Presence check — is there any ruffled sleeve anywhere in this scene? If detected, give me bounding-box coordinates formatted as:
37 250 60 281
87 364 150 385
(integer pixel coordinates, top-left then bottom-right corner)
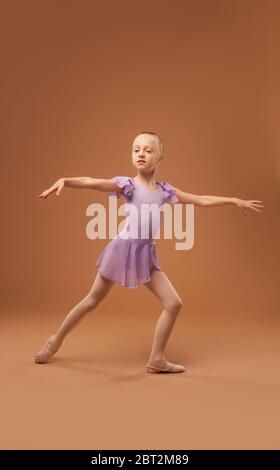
158 181 179 203
109 176 135 199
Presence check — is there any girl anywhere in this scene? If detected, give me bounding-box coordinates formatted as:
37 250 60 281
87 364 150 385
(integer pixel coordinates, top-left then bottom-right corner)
35 131 264 373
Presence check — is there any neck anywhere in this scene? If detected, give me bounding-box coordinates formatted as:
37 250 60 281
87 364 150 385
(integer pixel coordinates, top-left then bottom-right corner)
135 171 157 184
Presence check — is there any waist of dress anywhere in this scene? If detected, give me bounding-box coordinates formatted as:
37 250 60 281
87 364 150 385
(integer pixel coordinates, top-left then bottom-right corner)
115 235 156 246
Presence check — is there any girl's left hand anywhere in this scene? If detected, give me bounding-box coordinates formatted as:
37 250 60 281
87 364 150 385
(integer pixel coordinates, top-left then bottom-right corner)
235 198 264 217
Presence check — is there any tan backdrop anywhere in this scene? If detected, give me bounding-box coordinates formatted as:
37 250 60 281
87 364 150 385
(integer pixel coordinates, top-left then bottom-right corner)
1 0 279 451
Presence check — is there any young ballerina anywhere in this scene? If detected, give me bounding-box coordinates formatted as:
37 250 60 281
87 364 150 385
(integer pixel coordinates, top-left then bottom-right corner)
35 131 264 373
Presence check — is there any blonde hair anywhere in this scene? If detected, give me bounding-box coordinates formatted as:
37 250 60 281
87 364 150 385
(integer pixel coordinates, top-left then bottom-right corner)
135 131 164 156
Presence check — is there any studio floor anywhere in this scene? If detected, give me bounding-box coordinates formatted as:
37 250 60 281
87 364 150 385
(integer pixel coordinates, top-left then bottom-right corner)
1 308 279 450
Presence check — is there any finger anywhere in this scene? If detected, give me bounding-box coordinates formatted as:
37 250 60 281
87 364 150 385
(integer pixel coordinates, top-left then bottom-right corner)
251 200 263 203
250 203 262 209
46 187 56 195
251 206 261 213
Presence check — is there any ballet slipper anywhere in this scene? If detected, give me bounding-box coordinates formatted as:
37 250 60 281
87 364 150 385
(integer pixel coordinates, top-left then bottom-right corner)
146 358 186 374
34 335 62 363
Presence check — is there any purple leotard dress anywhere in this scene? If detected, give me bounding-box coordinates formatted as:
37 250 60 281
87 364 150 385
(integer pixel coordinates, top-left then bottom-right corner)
96 176 179 288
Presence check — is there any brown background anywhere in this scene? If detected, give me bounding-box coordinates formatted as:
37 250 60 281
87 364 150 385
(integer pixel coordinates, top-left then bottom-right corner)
1 0 279 450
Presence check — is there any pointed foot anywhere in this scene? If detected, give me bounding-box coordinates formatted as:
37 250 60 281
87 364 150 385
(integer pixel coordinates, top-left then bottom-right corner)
34 335 62 364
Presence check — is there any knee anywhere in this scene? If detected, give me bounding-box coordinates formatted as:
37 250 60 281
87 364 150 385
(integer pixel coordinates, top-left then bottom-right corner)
85 293 100 309
164 296 183 315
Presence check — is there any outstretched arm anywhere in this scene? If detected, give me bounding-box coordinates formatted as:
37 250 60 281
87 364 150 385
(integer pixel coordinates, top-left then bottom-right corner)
37 177 121 199
173 187 264 217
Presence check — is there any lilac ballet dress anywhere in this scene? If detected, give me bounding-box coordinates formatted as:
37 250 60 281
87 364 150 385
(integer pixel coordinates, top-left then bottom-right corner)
96 176 179 288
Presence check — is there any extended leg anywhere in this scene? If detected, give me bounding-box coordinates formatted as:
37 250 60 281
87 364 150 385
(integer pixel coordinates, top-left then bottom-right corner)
34 272 115 363
143 269 185 373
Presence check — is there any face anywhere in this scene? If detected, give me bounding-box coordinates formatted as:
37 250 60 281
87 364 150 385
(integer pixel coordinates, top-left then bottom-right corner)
132 134 163 173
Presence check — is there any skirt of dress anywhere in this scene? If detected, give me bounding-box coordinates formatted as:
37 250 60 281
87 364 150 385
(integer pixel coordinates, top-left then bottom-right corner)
96 237 163 288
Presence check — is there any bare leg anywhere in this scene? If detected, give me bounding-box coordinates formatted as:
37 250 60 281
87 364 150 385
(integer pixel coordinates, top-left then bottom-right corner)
34 272 115 363
143 269 185 373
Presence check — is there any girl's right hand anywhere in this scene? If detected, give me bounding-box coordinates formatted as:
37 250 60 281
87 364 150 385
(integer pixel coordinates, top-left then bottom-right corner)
37 178 65 199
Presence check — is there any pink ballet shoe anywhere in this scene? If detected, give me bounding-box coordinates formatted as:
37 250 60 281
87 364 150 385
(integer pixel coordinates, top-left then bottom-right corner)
34 335 61 363
146 358 186 374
